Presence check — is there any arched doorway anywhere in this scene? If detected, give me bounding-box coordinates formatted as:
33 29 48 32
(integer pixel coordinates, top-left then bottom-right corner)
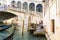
23 2 28 10
36 4 43 12
29 3 35 11
17 1 21 8
11 1 16 7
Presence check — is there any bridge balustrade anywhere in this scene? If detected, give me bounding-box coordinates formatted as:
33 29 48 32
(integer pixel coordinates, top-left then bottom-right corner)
7 6 43 18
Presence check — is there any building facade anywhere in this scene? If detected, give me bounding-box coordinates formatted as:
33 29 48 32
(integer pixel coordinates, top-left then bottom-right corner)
1 0 60 40
43 0 60 40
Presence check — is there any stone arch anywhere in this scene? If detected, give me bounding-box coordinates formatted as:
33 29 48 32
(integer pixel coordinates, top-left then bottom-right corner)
23 2 28 10
17 1 21 8
36 4 43 12
11 1 16 7
29 3 35 11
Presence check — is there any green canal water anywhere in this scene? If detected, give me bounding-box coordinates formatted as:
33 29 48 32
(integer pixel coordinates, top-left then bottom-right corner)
0 26 46 40
0 26 15 40
13 26 46 40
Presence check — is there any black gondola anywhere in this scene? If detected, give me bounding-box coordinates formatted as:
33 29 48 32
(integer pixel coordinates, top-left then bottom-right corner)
0 25 12 31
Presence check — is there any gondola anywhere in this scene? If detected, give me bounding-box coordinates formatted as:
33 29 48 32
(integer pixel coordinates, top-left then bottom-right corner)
0 25 12 31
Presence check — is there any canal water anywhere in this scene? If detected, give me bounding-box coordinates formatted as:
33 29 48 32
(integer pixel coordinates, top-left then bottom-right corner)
0 11 46 40
13 26 46 40
12 16 47 40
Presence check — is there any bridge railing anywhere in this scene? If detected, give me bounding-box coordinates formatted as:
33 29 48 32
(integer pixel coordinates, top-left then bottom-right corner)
7 6 43 17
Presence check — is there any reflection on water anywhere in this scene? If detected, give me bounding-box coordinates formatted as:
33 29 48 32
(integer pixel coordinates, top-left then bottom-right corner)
0 13 46 40
13 26 46 40
0 24 46 40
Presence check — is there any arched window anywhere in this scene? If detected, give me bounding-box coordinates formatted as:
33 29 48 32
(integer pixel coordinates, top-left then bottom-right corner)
11 1 16 7
36 4 43 12
17 1 21 8
23 2 28 10
29 3 35 11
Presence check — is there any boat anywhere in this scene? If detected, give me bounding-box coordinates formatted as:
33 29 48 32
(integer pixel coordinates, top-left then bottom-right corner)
34 24 46 35
0 21 16 40
29 21 46 35
33 21 46 35
0 25 12 31
28 23 46 35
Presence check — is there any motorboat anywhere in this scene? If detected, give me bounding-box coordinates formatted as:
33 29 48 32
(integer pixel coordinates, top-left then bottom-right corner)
34 24 46 35
28 22 46 35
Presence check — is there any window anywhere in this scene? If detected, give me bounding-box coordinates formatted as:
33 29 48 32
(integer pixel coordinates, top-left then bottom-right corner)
51 19 55 33
17 1 21 8
23 2 28 10
29 3 35 11
11 1 16 7
36 4 43 12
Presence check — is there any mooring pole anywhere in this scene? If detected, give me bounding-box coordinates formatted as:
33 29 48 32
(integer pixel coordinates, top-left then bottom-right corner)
22 20 24 37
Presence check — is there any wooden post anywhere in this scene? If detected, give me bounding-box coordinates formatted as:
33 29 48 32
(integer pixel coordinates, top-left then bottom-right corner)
28 15 31 31
22 20 24 36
